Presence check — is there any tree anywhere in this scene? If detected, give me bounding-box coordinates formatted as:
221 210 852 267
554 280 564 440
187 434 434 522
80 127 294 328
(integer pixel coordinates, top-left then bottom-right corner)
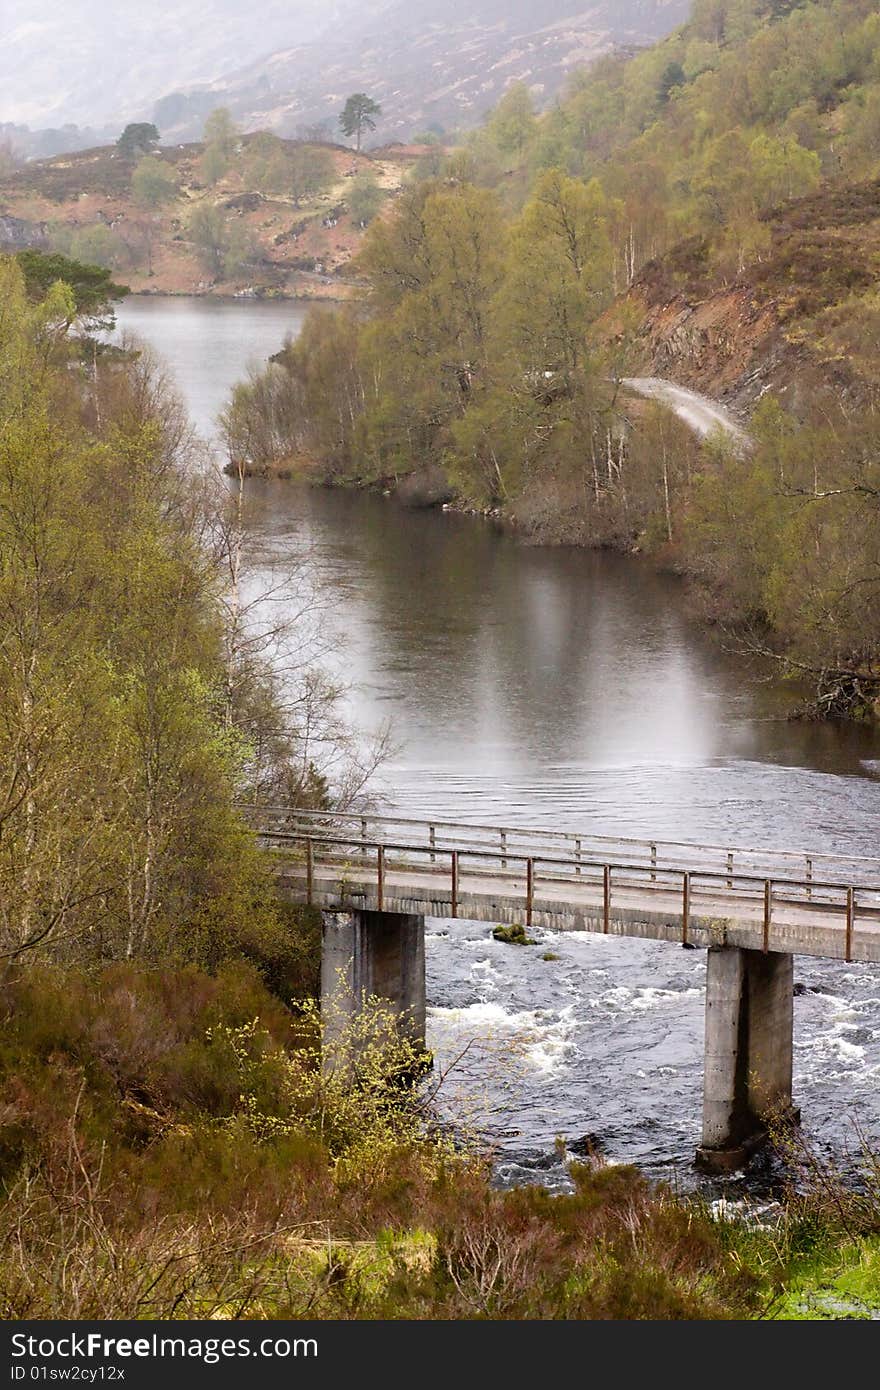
339 94 382 153
353 182 507 484
131 155 179 208
187 204 228 276
222 221 256 278
203 107 238 151
116 123 159 159
748 133 821 208
128 157 180 275
0 261 289 968
15 250 128 332
347 171 384 226
658 60 687 103
244 132 284 191
497 170 613 377
68 224 125 273
201 107 239 184
289 146 335 206
487 82 536 161
187 204 254 279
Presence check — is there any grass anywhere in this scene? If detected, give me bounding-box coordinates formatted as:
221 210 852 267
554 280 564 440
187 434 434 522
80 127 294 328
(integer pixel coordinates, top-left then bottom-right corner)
769 1238 880 1319
1 961 879 1319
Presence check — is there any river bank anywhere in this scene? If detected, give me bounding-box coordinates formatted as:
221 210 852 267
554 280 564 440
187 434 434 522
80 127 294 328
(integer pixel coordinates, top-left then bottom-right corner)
221 357 880 726
0 137 418 302
129 284 351 302
223 451 880 725
108 295 880 1190
6 961 880 1320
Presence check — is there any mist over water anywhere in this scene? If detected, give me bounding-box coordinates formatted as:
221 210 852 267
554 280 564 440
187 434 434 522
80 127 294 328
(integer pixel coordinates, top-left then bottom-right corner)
114 296 880 1189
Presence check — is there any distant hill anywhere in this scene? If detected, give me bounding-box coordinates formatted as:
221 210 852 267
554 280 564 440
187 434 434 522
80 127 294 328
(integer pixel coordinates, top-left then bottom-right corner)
0 0 374 129
1 1 690 146
0 136 420 299
159 0 691 142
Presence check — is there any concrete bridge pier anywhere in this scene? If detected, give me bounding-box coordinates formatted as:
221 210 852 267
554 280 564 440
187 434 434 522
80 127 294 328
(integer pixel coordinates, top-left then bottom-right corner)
696 945 797 1172
320 910 426 1060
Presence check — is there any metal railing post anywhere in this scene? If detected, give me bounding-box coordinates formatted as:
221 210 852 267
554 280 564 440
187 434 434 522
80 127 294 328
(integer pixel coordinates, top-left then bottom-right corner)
258 817 879 969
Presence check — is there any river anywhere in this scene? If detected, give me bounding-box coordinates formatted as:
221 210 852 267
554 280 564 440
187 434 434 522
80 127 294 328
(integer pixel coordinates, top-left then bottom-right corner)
114 295 880 1191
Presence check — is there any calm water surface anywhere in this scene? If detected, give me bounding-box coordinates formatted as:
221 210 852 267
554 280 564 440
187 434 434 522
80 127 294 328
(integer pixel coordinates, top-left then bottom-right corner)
115 296 880 1189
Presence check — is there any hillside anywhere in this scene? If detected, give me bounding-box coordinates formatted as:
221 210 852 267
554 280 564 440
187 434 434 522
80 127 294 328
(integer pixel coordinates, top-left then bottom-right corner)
2 2 689 151
217 0 880 713
604 178 880 416
0 136 420 298
0 0 361 129
165 0 690 144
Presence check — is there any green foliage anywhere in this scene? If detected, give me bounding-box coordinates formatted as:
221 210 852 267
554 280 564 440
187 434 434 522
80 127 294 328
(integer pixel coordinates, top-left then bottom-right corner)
339 94 382 152
244 130 284 190
243 133 335 203
770 1239 880 1319
486 82 537 162
200 107 239 184
66 222 126 272
187 203 255 279
0 960 763 1320
2 959 879 1319
15 248 128 331
0 256 301 968
131 154 179 208
116 122 159 159
433 0 880 281
289 144 335 206
497 170 614 375
347 170 384 226
684 396 880 709
225 306 366 475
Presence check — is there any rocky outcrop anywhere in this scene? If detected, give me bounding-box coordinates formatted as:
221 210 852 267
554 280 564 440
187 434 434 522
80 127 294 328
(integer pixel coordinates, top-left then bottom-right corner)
623 286 789 413
602 179 880 418
0 213 47 250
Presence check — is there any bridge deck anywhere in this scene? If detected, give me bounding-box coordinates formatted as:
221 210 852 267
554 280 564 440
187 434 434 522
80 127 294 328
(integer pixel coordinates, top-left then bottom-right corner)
254 810 880 965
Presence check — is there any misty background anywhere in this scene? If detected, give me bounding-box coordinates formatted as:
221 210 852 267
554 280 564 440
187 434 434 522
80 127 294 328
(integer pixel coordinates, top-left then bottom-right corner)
1 1 689 154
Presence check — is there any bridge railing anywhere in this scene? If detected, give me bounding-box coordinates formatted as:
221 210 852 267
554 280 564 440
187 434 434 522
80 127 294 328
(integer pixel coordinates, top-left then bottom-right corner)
249 814 880 963
240 804 880 898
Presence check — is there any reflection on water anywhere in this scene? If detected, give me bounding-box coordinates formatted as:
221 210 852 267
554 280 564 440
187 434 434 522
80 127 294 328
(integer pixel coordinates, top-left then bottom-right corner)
114 296 310 440
115 296 880 1184
242 479 880 856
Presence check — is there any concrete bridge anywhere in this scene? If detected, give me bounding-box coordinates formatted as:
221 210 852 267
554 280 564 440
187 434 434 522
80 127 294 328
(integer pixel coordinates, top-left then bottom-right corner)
249 807 880 1173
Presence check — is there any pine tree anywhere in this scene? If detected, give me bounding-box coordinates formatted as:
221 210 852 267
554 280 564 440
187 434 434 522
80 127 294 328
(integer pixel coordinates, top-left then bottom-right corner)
339 94 382 153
